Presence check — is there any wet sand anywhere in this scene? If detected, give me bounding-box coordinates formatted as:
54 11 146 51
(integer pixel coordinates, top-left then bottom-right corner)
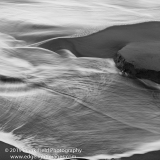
1 141 160 160
38 21 160 58
0 142 41 160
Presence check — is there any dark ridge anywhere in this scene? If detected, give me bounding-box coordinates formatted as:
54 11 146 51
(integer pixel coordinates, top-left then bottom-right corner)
114 53 160 84
121 150 160 160
38 38 82 57
0 75 24 83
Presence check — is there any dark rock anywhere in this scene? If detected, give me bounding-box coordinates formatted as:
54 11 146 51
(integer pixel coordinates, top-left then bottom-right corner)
114 42 160 84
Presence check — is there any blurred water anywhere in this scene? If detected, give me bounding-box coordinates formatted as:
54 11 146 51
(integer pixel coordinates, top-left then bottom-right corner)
1 0 160 42
0 1 160 160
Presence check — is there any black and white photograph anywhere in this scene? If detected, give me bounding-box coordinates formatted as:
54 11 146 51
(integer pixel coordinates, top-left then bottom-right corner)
0 0 160 160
